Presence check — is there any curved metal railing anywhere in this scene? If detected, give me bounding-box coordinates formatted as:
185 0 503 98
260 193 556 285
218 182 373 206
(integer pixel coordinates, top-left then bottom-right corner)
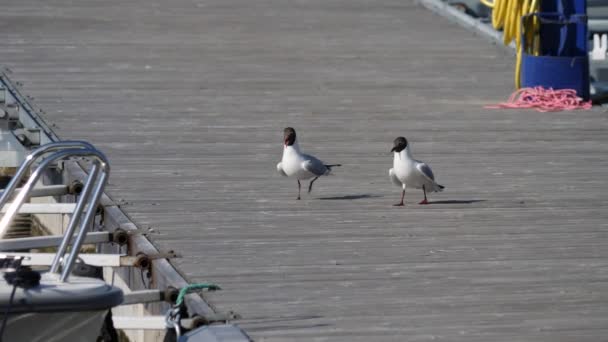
0 141 110 281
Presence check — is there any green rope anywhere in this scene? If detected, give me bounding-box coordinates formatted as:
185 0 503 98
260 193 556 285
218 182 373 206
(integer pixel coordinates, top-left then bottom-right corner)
175 283 221 307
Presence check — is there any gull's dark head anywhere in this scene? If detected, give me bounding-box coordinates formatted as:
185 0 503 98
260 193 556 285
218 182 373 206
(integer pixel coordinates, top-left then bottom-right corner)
391 136 408 153
283 127 296 146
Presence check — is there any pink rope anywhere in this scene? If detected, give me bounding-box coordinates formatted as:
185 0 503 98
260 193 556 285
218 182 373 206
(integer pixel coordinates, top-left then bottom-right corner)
486 87 592 112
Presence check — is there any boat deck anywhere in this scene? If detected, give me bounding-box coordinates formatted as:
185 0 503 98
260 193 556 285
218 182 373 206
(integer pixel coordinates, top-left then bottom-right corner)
2 0 608 340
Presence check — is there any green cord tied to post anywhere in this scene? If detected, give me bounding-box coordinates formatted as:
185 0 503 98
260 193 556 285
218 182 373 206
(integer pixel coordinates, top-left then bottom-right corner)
174 283 221 308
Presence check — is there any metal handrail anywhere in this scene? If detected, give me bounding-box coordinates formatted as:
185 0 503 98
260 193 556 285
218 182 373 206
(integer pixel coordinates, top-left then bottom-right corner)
0 141 110 281
0 140 95 211
60 168 109 281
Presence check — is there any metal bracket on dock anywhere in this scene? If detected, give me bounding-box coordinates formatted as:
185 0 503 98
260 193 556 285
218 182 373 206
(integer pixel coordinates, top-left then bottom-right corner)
131 251 181 270
12 127 40 147
0 102 19 121
112 228 129 245
68 180 84 195
1 94 41 146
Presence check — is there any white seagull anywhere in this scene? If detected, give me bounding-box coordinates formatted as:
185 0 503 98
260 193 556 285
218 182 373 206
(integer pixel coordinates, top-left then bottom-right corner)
277 127 341 200
389 136 444 206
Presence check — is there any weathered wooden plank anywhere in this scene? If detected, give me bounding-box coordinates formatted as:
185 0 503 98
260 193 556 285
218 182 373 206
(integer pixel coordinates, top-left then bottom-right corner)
1 0 607 341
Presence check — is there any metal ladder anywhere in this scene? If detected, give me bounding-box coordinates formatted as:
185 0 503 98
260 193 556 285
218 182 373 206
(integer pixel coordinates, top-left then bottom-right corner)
0 140 110 281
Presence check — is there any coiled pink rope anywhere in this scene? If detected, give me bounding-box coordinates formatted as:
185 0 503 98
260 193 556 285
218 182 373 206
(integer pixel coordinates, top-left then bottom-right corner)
486 87 592 112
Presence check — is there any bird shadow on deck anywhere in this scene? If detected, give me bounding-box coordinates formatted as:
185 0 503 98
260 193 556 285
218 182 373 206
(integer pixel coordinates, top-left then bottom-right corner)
318 194 383 200
427 199 486 204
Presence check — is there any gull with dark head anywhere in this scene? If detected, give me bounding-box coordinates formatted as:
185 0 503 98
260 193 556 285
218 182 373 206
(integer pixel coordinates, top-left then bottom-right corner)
389 136 444 206
277 127 341 200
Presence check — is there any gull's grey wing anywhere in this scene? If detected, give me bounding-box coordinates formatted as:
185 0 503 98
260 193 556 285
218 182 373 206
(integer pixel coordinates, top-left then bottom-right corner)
416 162 435 182
301 153 328 176
276 162 288 177
389 168 403 187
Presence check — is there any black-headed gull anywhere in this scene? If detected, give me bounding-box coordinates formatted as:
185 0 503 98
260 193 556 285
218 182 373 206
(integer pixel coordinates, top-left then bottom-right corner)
277 127 341 200
389 137 444 206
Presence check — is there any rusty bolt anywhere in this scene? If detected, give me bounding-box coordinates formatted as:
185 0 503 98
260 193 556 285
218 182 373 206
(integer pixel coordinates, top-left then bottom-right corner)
68 180 84 195
134 252 150 269
163 286 179 303
112 228 129 246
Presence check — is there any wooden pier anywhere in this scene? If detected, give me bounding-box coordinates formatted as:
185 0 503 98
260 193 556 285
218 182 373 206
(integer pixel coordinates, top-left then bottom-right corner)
2 0 608 340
